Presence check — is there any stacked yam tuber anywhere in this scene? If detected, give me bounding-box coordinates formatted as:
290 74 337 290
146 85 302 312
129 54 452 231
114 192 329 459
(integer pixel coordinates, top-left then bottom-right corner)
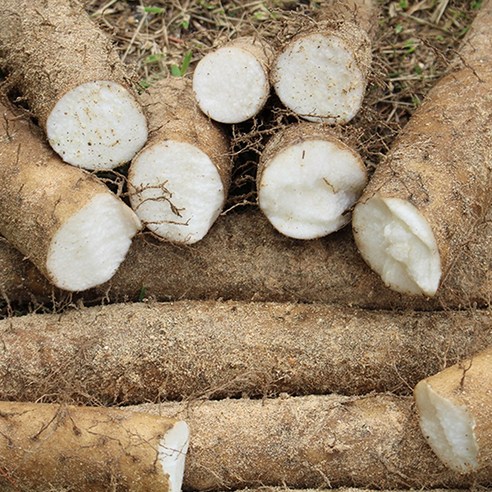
0 401 189 491
129 78 231 244
0 99 141 292
353 0 492 297
0 0 148 170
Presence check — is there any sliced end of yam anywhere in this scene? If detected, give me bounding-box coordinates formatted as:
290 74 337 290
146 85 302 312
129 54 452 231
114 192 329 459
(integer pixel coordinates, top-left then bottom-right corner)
129 140 225 244
272 31 367 123
258 138 367 239
414 380 478 473
352 196 441 296
46 194 141 291
159 420 190 492
46 81 148 170
193 46 270 123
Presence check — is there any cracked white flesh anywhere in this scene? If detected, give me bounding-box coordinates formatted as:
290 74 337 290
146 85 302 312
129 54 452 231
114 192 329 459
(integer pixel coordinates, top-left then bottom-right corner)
352 196 441 296
272 34 365 123
159 421 190 492
193 47 270 123
258 139 367 240
129 140 225 244
47 81 148 170
46 193 141 292
415 381 478 473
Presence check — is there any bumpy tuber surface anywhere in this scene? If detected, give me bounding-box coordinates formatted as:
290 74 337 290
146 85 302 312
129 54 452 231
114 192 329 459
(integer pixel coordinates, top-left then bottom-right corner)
0 301 490 404
1 208 491 309
353 0 492 296
130 394 490 490
0 401 189 491
0 0 147 169
271 0 376 123
414 347 492 474
129 78 231 243
0 100 140 291
258 123 367 239
193 36 273 123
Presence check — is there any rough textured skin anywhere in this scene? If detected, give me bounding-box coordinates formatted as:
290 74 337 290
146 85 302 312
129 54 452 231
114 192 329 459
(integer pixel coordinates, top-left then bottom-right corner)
0 207 490 309
0 0 132 130
0 401 178 491
415 347 492 472
132 77 231 192
354 0 492 294
0 100 121 287
130 394 491 489
0 301 490 404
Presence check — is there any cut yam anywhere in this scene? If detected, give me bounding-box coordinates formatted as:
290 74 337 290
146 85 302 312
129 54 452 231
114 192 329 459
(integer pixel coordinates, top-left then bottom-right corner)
129 78 231 244
353 0 492 296
0 0 147 169
0 300 490 404
129 394 488 490
257 123 367 239
1 208 491 309
0 99 141 291
193 36 273 123
271 0 376 123
0 401 189 491
414 347 492 474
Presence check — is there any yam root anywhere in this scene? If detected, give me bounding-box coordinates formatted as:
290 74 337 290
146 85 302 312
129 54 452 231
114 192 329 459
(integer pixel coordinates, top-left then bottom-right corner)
1 301 490 404
0 0 147 169
0 401 189 491
0 100 141 292
352 0 492 297
0 208 490 309
129 394 491 490
193 36 273 123
129 78 231 244
415 347 492 474
271 0 377 123
257 123 367 239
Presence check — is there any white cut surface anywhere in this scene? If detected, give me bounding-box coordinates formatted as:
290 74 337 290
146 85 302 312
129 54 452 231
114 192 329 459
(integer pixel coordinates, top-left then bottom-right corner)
159 421 190 492
415 381 478 473
258 139 367 240
46 194 141 292
352 196 441 296
129 141 225 244
272 34 365 123
47 81 148 170
193 47 270 123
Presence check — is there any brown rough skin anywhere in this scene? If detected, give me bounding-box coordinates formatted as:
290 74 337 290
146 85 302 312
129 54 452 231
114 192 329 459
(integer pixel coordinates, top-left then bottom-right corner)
0 0 132 131
0 206 491 309
0 100 125 289
130 77 231 195
129 394 492 490
354 0 492 294
1 301 490 404
415 347 492 472
0 401 180 491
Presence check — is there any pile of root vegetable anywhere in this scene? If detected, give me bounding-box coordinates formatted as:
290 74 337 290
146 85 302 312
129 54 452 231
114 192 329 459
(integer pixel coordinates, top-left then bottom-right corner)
0 0 491 491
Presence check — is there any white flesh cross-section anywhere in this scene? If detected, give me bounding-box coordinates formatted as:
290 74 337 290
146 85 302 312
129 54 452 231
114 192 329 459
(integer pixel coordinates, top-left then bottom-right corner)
272 34 365 123
352 196 441 296
258 139 367 239
159 421 190 492
129 141 225 244
193 47 270 124
46 193 141 291
47 81 148 170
